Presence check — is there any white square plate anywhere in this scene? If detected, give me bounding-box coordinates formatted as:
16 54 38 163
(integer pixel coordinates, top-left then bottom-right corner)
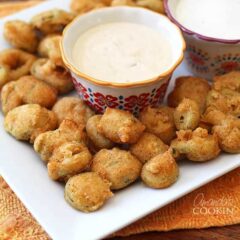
0 1 239 240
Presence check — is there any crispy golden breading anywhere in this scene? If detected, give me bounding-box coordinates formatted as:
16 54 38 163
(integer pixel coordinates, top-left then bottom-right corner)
0 65 10 89
168 76 210 113
0 49 36 82
213 71 240 92
31 58 73 94
4 20 38 53
139 106 176 144
4 104 57 143
52 97 94 126
65 172 113 212
141 150 179 189
203 108 240 153
70 0 110 14
98 108 145 144
91 148 142 190
111 0 136 6
34 119 88 162
213 117 240 153
171 128 220 162
136 0 165 13
206 89 240 118
86 115 114 150
174 98 200 130
130 132 169 163
38 35 63 67
31 9 75 35
1 75 57 115
48 142 92 181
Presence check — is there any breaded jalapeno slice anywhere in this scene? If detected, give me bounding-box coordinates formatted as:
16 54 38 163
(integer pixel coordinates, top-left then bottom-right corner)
65 172 113 212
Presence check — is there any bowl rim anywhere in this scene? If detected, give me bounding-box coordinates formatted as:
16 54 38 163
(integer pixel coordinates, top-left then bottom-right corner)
60 6 186 88
164 0 240 44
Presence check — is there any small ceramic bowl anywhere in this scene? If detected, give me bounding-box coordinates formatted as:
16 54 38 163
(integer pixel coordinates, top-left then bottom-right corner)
61 7 185 115
164 0 240 80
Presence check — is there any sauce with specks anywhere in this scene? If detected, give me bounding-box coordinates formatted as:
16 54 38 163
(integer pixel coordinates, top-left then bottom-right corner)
72 22 173 83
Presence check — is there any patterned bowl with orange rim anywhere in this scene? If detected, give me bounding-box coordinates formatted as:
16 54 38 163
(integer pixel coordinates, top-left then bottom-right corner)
61 7 185 115
164 0 240 80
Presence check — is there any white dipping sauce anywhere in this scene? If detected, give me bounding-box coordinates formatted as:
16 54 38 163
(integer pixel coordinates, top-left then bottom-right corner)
173 0 240 40
72 22 172 83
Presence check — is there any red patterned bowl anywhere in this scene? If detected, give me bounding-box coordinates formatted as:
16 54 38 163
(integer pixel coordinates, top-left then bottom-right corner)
61 7 185 115
164 0 240 80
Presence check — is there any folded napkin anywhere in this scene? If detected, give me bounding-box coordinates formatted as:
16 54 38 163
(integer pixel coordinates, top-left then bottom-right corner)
0 2 239 239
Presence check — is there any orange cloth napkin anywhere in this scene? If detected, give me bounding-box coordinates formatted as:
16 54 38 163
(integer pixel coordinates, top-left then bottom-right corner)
0 2 240 239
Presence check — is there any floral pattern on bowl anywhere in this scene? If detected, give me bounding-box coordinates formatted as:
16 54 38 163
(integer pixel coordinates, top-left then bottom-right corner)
72 75 170 115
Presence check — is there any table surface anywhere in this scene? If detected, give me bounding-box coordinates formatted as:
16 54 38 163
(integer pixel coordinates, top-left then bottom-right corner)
1 1 240 240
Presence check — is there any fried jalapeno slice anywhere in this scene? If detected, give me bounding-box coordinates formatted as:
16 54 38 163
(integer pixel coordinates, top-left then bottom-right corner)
4 20 39 53
1 75 57 115
48 142 92 181
65 172 113 212
139 106 176 144
98 108 145 144
91 148 142 190
31 58 73 94
52 97 94 126
0 49 36 82
34 119 88 162
31 9 75 35
171 128 220 162
141 151 179 189
4 104 57 143
130 132 169 163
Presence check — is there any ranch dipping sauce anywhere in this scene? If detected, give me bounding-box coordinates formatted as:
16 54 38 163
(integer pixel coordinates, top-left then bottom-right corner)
173 0 240 40
72 22 173 83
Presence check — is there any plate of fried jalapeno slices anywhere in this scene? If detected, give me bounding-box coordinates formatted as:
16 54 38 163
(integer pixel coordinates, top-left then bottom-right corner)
0 1 239 240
